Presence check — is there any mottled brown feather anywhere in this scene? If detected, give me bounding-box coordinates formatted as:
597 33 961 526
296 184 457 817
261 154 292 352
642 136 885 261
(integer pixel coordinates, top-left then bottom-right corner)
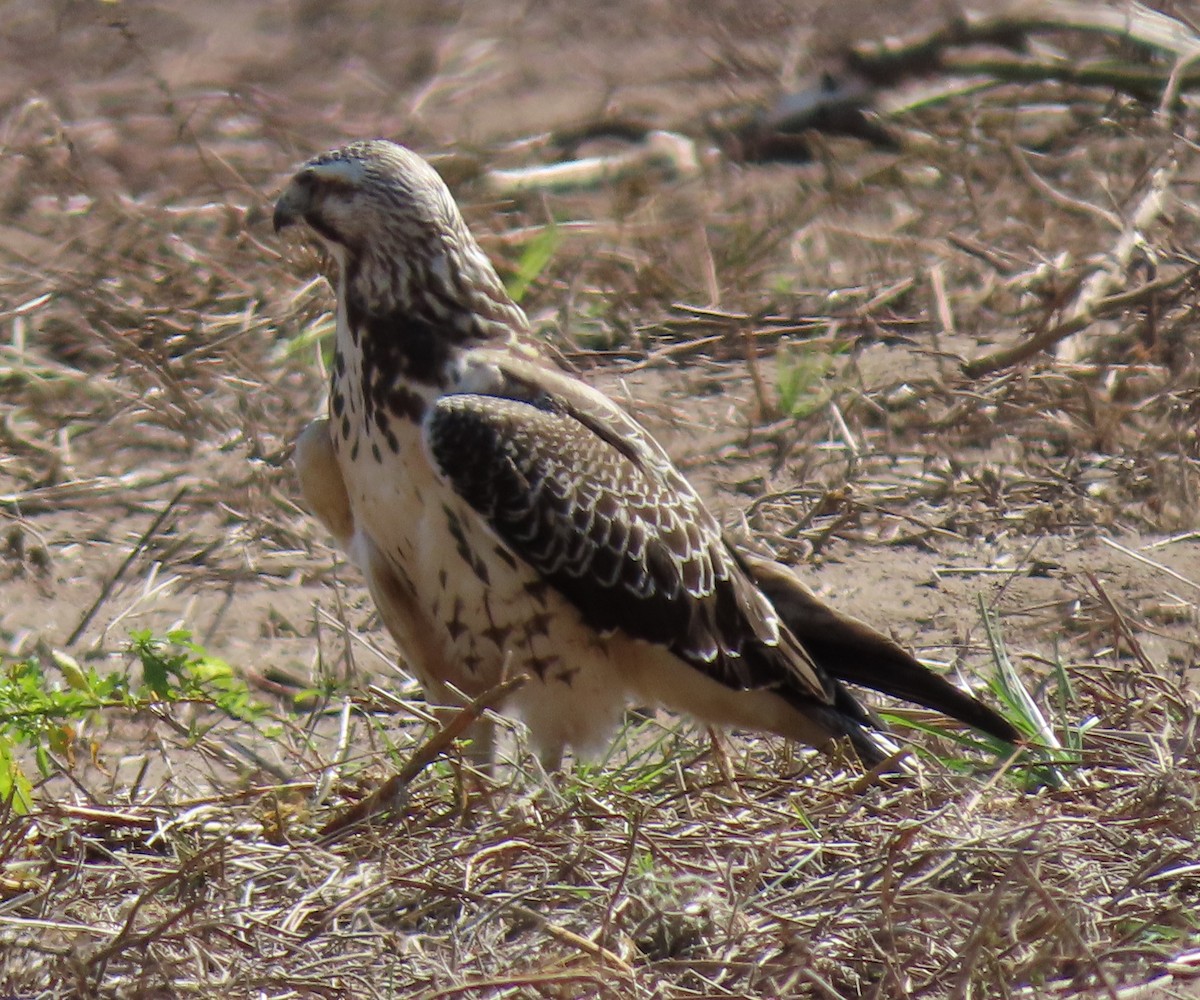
277 138 1019 769
424 392 878 727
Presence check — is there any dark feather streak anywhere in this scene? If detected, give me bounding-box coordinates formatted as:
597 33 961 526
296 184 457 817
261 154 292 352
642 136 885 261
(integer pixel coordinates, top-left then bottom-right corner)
426 393 822 706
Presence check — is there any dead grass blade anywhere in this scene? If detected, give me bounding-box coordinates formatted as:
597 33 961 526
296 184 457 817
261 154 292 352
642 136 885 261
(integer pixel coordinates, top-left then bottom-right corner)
319 674 527 838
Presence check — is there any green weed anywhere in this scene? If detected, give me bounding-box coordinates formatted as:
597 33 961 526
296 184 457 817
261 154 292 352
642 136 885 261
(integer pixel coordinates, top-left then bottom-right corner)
775 340 843 419
506 223 560 304
0 629 267 814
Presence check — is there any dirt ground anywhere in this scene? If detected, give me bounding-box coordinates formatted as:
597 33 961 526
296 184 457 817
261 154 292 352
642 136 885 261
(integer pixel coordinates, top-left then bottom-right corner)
1 0 1199 997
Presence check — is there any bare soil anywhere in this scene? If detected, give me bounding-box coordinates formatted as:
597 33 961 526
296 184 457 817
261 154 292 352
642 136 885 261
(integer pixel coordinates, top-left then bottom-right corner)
1 1 1199 997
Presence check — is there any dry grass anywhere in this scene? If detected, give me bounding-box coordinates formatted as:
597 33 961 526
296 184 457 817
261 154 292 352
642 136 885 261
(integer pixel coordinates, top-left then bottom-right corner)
3 704 1199 998
1 1 1199 996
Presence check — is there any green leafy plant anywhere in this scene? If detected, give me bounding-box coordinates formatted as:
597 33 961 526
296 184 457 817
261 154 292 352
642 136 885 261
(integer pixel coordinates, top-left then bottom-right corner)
506 222 560 304
0 629 266 814
884 599 1090 788
275 310 337 364
775 340 841 419
128 628 264 722
978 597 1097 788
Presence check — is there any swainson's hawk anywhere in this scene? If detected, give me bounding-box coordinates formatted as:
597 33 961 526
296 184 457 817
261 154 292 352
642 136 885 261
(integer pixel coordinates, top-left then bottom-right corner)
275 140 1020 769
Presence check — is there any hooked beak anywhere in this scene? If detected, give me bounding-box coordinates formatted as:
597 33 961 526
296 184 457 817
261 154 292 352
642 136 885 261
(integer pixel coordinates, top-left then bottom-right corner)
273 179 309 233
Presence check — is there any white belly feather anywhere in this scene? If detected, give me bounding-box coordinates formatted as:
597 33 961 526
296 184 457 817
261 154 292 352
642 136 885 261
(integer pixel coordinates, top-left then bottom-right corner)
336 409 629 762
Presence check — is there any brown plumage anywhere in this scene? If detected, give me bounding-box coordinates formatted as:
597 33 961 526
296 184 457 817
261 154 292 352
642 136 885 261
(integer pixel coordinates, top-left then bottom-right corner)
275 139 1020 769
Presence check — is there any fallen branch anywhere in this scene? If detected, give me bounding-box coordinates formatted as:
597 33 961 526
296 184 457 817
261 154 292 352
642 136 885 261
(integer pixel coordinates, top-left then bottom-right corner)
482 130 699 195
961 266 1195 377
934 50 1200 104
850 0 1200 93
1056 159 1178 362
962 160 1183 376
454 0 1200 195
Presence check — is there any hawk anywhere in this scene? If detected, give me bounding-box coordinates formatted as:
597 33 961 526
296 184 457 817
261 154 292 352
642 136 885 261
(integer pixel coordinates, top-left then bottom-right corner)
275 139 1020 769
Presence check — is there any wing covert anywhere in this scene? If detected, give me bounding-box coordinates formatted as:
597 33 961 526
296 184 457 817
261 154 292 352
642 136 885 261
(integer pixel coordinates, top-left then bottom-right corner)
425 394 709 646
423 390 838 709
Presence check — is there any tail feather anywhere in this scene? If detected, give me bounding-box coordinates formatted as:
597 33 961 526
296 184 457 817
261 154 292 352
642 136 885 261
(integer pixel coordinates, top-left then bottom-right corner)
739 552 1022 747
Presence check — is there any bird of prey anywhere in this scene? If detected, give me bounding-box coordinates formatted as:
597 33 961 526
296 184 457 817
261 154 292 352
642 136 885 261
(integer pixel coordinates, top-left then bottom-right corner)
275 139 1021 770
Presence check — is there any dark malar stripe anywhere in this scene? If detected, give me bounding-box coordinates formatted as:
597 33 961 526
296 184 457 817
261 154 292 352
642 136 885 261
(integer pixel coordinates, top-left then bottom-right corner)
346 295 454 387
343 287 502 430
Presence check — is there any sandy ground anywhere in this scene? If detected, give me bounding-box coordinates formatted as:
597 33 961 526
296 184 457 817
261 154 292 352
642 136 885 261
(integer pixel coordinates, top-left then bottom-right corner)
1 0 1199 996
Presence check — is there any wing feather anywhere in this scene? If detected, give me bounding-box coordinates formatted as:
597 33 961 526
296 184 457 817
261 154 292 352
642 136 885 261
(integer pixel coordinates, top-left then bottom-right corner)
421 377 843 715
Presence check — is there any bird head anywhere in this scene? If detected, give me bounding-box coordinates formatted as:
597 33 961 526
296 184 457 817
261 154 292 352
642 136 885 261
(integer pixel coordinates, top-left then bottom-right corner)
274 140 465 264
274 139 524 334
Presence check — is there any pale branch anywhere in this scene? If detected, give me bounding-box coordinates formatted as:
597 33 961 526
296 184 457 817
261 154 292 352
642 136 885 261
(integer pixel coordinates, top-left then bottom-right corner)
961 266 1195 378
1055 159 1178 362
961 159 1181 376
850 0 1200 92
482 130 700 195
